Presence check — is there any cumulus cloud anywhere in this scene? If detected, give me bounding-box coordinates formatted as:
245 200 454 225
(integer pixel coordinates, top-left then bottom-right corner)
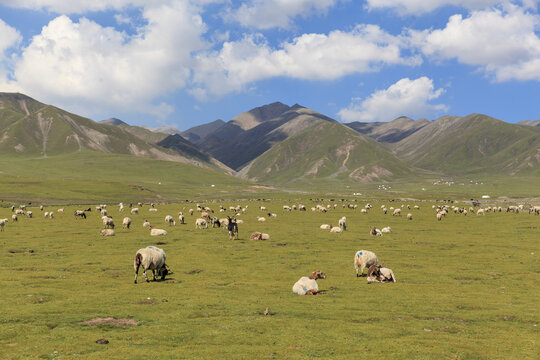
224 0 342 29
192 25 421 99
3 1 207 117
338 77 448 122
411 5 540 81
365 0 536 14
0 19 21 87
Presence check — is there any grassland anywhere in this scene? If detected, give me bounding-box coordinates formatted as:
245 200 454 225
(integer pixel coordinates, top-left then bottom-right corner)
1 198 538 359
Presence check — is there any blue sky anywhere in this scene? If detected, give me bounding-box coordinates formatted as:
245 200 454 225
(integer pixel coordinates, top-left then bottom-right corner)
0 0 538 130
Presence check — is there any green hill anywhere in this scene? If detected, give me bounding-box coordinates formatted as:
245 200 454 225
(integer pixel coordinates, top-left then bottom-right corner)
392 114 540 175
238 121 413 187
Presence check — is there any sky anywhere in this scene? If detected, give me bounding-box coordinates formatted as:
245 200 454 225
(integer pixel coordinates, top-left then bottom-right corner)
0 0 539 130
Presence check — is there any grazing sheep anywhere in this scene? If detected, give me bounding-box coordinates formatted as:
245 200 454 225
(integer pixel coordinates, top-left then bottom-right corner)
407 213 413 220
381 226 391 233
189 209 194 215
48 211 54 219
15 209 24 215
101 209 108 217
370 226 382 236
178 214 185 224
123 217 132 229
149 226 167 236
11 214 18 222
74 210 87 219
195 218 208 229
292 270 326 295
131 208 139 215
119 203 124 212
477 209 485 216
367 264 396 283
320 224 331 230
143 220 151 227
100 229 115 236
134 246 168 284
102 216 115 229
165 215 176 226
392 208 401 216
57 208 64 213
414 205 420 210
210 217 221 228
354 250 379 277
40 205 44 211
283 205 292 211
26 211 33 218
338 216 347 231
0 218 8 231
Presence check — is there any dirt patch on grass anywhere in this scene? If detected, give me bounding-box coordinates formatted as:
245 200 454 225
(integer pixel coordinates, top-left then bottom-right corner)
186 269 203 274
77 317 137 327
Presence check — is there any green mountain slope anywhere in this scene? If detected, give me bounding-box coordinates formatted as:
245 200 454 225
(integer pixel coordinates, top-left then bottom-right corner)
238 121 413 186
346 116 430 143
0 93 230 172
392 114 540 174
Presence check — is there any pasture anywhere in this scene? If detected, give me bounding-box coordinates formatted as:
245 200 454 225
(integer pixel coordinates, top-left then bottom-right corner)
0 199 538 359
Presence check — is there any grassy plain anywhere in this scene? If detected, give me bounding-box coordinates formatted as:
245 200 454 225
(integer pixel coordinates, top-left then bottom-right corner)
0 198 538 359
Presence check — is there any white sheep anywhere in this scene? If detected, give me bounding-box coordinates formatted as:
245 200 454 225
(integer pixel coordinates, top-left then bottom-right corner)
320 224 331 230
15 209 24 215
370 227 382 236
12 214 18 222
143 220 151 227
436 212 443 221
250 232 270 241
134 246 168 283
0 218 8 231
178 214 185 224
381 226 391 233
257 216 266 222
102 216 114 229
165 215 176 226
100 229 115 236
338 216 347 231
26 211 33 218
149 208 158 212
392 208 401 216
123 217 132 229
477 209 485 216
149 226 167 236
407 213 413 220
131 208 139 215
195 218 208 229
292 270 326 295
57 208 64 213
330 226 342 233
354 250 379 277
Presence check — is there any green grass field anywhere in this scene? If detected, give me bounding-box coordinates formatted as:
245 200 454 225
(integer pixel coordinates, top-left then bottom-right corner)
1 199 538 359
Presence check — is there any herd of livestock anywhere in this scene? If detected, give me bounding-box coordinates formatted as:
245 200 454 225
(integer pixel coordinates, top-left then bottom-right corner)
2 199 539 295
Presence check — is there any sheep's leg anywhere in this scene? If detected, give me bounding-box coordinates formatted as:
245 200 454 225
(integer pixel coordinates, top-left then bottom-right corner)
143 269 149 282
152 269 157 281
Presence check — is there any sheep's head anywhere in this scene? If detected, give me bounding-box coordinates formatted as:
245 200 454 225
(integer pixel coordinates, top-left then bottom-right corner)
311 270 326 280
158 265 170 279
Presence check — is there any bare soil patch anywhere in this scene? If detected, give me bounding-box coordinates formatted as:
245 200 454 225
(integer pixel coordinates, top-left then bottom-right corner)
77 317 137 327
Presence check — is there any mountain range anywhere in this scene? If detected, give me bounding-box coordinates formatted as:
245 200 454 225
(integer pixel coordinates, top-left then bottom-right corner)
1 92 539 187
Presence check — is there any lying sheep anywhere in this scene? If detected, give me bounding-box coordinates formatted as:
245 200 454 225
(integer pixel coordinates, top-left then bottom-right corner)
123 217 131 229
370 226 382 236
367 264 396 283
149 226 167 236
354 250 379 277
320 224 331 230
165 215 176 226
100 229 115 236
134 246 168 284
292 270 326 295
330 226 342 233
257 216 266 222
250 232 270 241
381 226 391 233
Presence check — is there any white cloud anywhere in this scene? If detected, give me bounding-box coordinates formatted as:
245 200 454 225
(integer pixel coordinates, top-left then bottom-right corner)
0 19 21 88
338 77 448 122
365 0 537 14
192 25 421 99
3 1 207 117
224 0 342 29
411 5 540 81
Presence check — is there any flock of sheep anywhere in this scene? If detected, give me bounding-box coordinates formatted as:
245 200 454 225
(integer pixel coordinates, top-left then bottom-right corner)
2 199 539 296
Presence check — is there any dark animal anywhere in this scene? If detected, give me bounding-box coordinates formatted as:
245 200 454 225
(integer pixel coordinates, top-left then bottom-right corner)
227 216 238 240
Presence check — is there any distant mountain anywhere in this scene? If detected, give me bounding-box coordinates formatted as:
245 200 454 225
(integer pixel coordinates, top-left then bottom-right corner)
346 116 430 143
238 120 413 185
391 113 540 175
181 119 225 143
199 102 337 170
99 117 128 126
146 126 183 135
518 120 540 127
0 92 232 172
